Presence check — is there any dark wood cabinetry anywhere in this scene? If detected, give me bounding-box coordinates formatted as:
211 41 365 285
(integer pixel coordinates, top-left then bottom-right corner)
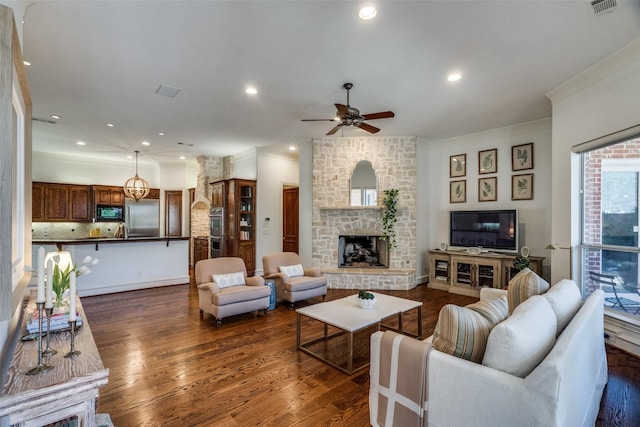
32 182 91 222
210 179 256 275
193 237 209 266
69 185 92 221
94 185 124 206
165 190 182 237
210 181 225 207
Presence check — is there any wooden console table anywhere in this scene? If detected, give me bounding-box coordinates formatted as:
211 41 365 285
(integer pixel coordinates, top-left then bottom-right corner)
0 295 109 426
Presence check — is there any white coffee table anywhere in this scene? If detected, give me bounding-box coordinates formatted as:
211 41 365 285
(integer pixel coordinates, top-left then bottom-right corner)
296 292 422 374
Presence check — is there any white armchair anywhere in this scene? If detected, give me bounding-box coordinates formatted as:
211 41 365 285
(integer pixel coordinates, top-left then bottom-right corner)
195 257 271 326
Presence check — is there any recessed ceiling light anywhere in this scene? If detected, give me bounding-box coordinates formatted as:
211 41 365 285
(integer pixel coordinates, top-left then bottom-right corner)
179 156 186 160
51 115 61 120
289 145 297 151
358 6 377 20
141 141 150 146
23 60 31 66
448 73 462 82
126 155 133 159
158 132 165 136
106 123 115 127
246 87 258 95
76 141 86 146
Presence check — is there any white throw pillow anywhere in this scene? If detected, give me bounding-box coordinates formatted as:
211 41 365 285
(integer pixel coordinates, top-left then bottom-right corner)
543 279 582 336
212 272 245 289
279 264 304 277
482 295 557 378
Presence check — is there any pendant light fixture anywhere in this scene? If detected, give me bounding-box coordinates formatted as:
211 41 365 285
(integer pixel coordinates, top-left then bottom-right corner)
123 151 150 201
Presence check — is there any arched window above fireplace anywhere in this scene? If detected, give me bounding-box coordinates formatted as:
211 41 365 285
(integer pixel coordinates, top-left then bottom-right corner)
350 160 377 206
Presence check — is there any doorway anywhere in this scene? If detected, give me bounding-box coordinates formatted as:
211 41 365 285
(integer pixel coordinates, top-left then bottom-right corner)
282 186 299 253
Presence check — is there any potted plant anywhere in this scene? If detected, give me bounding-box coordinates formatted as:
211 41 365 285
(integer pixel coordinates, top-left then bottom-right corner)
357 290 377 309
513 254 530 272
381 188 399 251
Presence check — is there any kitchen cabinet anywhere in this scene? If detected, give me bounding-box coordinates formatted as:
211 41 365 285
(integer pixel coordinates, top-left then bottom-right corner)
193 237 209 266
93 185 124 206
210 181 225 207
165 190 182 237
32 182 92 222
69 185 92 221
210 179 256 275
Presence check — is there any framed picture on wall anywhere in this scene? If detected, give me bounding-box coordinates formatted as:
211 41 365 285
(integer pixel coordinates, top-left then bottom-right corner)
450 180 466 203
449 153 466 178
478 177 497 202
512 142 534 171
479 148 497 174
512 173 534 200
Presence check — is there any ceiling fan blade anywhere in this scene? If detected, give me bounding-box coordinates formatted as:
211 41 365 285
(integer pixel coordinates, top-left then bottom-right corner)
357 122 380 134
326 124 343 135
301 119 337 122
361 111 395 120
335 104 349 116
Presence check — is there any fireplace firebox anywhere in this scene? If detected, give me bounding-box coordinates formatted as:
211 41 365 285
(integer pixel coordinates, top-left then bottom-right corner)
338 235 389 268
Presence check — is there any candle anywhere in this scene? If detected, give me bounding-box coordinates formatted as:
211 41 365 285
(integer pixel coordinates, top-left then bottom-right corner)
36 246 45 303
69 271 77 322
45 259 54 309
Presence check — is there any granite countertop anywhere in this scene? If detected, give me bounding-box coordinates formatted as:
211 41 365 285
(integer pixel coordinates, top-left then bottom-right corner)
33 236 190 245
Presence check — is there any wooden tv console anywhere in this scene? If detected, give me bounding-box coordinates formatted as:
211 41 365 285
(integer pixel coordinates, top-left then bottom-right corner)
428 249 545 297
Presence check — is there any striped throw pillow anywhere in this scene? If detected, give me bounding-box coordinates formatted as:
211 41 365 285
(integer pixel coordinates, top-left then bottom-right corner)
467 297 509 326
507 268 550 315
432 304 494 363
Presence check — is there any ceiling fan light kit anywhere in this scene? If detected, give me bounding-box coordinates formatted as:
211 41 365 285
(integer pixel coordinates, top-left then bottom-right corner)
302 83 395 135
123 151 150 201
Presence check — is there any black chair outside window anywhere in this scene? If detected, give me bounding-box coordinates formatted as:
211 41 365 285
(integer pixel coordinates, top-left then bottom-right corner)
589 271 640 314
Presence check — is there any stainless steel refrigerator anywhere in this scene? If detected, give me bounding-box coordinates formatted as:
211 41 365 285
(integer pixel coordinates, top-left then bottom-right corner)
125 198 160 238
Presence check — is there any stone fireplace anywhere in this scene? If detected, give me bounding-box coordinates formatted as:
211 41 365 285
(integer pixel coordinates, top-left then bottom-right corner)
338 233 388 268
311 136 417 290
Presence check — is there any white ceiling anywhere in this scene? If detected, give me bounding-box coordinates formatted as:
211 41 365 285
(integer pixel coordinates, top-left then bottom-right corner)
16 0 640 165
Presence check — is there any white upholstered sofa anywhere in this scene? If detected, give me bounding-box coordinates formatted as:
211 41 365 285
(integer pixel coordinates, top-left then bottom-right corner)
369 278 608 427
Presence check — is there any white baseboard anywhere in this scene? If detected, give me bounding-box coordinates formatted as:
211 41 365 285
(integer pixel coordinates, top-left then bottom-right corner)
78 276 191 297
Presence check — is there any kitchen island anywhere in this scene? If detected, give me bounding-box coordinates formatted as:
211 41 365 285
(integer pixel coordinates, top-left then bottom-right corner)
32 237 189 296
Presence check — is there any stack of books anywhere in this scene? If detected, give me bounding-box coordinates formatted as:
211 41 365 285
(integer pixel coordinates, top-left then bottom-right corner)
26 305 83 334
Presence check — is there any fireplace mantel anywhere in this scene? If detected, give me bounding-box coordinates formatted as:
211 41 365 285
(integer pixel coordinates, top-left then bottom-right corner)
319 206 383 211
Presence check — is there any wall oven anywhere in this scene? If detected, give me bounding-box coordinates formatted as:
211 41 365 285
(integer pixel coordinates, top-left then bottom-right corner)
210 236 224 259
210 207 224 258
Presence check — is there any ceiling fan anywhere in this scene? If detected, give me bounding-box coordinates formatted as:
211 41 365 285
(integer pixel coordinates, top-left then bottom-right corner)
302 83 395 135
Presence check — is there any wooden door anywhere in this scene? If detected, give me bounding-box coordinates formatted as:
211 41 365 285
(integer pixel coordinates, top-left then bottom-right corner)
282 187 299 253
210 182 225 207
165 190 182 237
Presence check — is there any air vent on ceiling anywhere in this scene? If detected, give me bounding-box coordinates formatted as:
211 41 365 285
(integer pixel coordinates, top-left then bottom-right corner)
155 84 180 98
591 0 617 15
32 117 57 124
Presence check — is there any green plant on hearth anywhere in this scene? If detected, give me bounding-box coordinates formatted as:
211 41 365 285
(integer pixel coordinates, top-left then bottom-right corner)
513 254 530 272
381 188 399 251
358 290 375 300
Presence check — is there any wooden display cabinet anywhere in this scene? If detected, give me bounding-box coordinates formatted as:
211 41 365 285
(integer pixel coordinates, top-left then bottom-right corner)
429 251 451 291
210 179 257 275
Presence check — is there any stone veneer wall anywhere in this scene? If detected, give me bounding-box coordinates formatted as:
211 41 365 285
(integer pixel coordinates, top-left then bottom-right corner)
191 156 224 237
312 136 417 290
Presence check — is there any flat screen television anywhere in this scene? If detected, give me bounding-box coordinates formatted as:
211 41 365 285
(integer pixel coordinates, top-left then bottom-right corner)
449 209 518 253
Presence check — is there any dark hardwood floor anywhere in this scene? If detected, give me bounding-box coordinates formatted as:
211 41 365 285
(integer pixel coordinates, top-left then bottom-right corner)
81 279 640 426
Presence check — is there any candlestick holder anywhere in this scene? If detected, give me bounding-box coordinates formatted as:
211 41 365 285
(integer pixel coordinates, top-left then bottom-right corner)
42 307 57 356
26 302 54 375
64 320 81 358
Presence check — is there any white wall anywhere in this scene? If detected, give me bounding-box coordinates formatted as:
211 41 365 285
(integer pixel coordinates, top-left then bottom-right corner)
547 37 640 284
233 148 258 180
255 150 299 274
421 119 553 280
